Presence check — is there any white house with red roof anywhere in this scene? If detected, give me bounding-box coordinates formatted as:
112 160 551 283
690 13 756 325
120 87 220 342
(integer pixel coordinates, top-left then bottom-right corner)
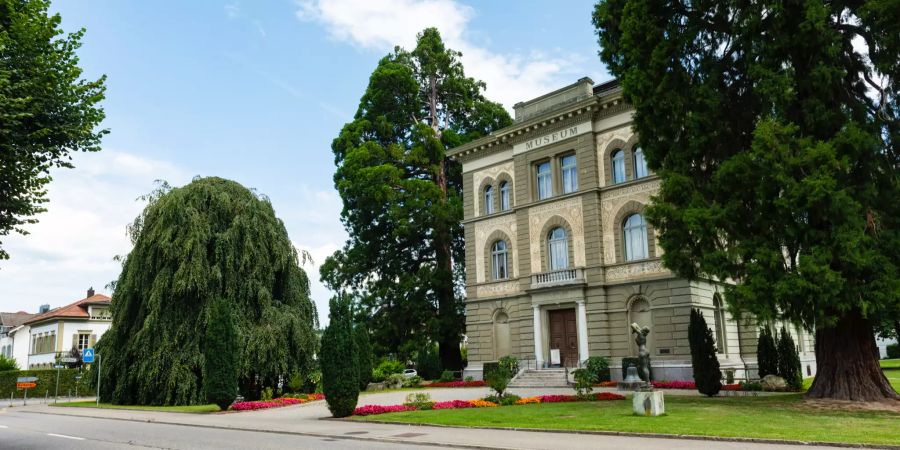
10 288 113 370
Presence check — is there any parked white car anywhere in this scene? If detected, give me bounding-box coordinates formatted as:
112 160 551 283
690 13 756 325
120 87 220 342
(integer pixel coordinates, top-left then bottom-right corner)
402 369 418 378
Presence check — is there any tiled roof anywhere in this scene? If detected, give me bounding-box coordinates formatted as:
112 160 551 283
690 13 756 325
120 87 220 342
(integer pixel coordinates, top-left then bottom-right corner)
0 311 36 327
24 294 111 325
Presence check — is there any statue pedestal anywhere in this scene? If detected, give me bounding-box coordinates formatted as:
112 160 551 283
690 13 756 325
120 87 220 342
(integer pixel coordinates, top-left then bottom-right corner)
633 390 665 416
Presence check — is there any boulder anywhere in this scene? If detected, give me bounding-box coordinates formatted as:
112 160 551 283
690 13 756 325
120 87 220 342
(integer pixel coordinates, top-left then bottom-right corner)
760 374 787 391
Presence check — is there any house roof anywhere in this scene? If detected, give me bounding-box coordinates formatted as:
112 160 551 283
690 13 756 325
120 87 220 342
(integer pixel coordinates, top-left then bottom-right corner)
0 311 36 328
24 294 111 325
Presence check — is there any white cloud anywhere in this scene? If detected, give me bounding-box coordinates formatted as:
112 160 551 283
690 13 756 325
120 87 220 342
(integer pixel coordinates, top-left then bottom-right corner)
225 2 240 19
296 0 589 109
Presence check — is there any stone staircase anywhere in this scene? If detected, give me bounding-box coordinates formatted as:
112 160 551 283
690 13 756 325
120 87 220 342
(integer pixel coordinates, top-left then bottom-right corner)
508 368 570 388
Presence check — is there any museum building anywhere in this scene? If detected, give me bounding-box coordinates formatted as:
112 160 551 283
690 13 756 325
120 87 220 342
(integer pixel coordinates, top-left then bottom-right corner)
448 78 818 382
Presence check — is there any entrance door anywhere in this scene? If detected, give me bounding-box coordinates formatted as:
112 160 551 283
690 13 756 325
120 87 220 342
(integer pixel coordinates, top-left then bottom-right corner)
548 309 578 367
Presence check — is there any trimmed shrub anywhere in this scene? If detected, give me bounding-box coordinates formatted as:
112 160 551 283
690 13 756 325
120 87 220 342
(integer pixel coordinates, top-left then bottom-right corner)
485 366 512 398
203 296 239 411
482 362 500 380
757 326 778 378
0 369 94 398
777 326 803 390
320 296 358 417
572 368 593 399
585 356 610 382
688 308 722 396
886 343 899 359
354 326 373 391
438 370 454 382
416 346 442 380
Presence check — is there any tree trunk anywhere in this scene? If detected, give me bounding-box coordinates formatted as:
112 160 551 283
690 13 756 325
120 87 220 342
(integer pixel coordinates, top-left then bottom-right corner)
806 309 899 401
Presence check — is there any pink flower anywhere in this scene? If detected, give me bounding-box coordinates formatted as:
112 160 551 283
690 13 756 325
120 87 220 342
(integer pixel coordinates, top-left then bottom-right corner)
426 381 486 388
650 380 696 389
432 400 476 409
352 404 415 416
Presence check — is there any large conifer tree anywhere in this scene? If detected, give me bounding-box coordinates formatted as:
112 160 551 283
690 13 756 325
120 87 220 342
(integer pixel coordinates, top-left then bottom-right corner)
594 0 900 400
321 28 511 369
97 177 318 405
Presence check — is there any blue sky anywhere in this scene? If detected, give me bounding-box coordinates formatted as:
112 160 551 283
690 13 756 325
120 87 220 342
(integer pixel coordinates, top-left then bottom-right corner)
0 0 609 324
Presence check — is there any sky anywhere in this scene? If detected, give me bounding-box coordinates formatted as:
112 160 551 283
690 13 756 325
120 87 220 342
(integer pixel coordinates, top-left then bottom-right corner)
0 0 609 325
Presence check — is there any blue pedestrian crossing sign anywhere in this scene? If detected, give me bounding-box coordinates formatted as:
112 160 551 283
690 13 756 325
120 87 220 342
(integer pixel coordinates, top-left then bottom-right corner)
82 348 95 363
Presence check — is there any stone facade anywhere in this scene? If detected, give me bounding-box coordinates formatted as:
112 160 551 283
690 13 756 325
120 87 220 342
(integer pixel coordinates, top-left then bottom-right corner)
449 78 817 381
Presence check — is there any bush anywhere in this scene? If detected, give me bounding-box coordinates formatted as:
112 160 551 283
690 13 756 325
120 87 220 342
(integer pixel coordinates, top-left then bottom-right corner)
438 370 455 382
757 326 778 378
485 366 512 398
777 326 803 390
572 368 593 400
320 296 359 417
306 370 323 393
354 326 373 391
584 356 610 383
740 380 763 391
0 355 19 371
688 308 722 396
416 346 442 380
886 343 899 359
203 296 238 411
403 392 433 410
482 362 500 380
484 394 520 406
0 369 94 398
260 387 274 401
498 355 519 376
402 375 423 388
464 376 474 382
374 359 405 381
384 373 405 389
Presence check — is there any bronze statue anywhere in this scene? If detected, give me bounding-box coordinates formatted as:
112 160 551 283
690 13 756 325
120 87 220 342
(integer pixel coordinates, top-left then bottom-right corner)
631 322 651 382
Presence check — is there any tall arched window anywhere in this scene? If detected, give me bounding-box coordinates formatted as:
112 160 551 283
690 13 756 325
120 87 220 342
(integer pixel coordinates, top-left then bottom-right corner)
491 240 508 280
611 149 626 184
633 145 648 179
713 295 727 354
484 185 494 214
548 227 568 270
499 181 510 211
623 214 648 261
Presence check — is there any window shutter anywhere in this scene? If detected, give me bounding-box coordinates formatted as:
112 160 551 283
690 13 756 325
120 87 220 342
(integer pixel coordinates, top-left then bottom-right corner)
90 334 97 347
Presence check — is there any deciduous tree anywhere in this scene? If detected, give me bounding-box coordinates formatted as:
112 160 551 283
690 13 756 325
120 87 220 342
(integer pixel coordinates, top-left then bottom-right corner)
321 28 511 369
0 0 107 260
594 0 900 401
96 177 318 405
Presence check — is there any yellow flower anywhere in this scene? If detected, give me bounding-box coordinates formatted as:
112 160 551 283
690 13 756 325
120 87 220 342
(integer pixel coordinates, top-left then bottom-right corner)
468 399 498 407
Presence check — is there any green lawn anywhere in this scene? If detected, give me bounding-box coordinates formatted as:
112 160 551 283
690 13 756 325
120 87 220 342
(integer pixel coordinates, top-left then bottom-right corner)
52 401 220 413
881 359 900 370
355 394 900 446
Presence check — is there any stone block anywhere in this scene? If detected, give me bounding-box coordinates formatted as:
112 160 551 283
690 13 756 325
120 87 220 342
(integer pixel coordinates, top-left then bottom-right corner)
633 390 665 416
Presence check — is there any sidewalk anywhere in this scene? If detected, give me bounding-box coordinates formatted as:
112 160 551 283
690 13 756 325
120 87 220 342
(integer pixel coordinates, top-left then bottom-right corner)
5 388 843 450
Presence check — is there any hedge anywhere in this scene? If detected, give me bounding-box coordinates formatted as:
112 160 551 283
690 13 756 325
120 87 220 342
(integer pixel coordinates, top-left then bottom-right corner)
887 343 899 359
1 369 95 399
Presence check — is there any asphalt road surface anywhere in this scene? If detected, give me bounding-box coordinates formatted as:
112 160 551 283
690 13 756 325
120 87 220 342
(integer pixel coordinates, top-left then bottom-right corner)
0 409 442 450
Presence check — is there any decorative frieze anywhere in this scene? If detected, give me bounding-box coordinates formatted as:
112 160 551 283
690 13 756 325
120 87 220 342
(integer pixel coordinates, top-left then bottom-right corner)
475 281 520 298
605 260 668 282
473 213 518 283
595 130 633 188
528 197 585 273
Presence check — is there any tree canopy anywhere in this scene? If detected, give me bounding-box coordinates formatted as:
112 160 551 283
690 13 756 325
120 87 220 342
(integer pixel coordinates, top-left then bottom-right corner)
0 0 107 261
321 28 511 368
97 177 318 405
594 0 899 400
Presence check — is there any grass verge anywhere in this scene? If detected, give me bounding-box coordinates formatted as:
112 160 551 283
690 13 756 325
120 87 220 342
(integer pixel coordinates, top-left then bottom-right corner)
51 401 220 413
354 393 900 446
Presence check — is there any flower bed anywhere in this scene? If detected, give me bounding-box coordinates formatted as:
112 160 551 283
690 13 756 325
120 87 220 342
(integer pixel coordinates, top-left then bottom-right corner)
354 392 624 416
230 393 324 411
596 381 618 388
650 380 696 390
426 380 486 388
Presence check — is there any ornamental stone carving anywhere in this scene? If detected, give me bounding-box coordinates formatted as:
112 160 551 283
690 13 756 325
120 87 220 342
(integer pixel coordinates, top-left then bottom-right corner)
474 213 518 283
605 260 668 282
528 197 585 273
596 130 633 188
600 179 661 265
476 281 520 298
472 161 514 218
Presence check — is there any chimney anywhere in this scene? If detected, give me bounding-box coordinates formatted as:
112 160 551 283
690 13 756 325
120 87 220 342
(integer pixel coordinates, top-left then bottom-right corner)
87 286 95 298
39 304 50 314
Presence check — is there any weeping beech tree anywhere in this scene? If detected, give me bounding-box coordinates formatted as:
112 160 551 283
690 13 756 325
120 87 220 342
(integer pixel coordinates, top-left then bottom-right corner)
594 0 900 401
97 177 318 405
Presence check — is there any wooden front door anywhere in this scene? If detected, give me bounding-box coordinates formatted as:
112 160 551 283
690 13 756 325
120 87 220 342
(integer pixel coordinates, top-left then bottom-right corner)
548 309 578 367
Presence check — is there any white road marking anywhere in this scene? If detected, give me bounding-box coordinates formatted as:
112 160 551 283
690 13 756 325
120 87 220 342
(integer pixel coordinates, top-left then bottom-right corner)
0 424 8 428
47 433 85 440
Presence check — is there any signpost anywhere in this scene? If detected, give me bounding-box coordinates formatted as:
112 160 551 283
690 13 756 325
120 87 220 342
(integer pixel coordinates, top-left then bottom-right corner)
16 376 37 405
16 382 36 389
54 364 64 403
83 348 100 405
60 357 77 363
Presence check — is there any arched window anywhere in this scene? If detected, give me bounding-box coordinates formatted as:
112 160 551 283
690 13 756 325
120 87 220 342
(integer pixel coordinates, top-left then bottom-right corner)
713 295 727 354
633 145 648 179
484 185 494 215
623 214 648 261
491 240 508 280
548 227 568 270
499 181 510 211
611 149 626 184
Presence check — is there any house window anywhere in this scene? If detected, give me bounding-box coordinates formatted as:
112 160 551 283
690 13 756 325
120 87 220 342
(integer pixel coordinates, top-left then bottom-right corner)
611 149 626 184
499 181 510 211
536 162 552 200
484 185 494 215
713 295 726 354
77 333 90 351
491 240 508 280
623 214 648 261
561 154 577 193
633 145 648 179
548 227 568 270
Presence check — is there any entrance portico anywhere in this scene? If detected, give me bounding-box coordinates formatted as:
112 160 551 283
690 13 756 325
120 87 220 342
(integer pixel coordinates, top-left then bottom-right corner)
532 299 589 368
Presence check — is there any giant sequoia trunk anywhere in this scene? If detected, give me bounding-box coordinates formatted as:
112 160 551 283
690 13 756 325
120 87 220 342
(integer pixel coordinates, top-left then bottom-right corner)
806 309 899 401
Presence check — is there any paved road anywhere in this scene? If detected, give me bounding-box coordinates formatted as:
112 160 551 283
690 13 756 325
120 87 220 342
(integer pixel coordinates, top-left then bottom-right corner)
0 408 439 449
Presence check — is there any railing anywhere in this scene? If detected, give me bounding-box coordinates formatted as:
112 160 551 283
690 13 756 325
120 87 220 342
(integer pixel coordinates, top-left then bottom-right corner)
530 268 584 288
